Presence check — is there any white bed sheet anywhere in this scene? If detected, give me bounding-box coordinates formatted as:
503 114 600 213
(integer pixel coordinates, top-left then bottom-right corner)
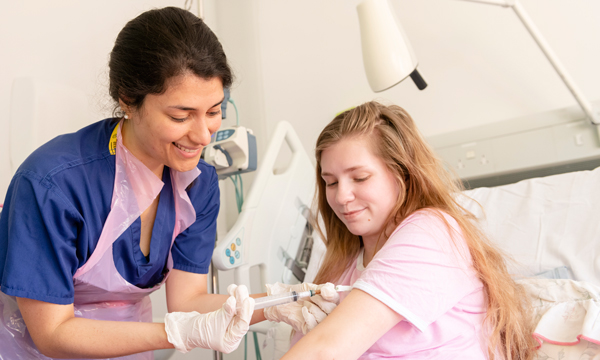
460 166 600 284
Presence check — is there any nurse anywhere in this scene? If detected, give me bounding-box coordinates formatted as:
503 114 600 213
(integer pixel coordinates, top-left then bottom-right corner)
0 7 255 359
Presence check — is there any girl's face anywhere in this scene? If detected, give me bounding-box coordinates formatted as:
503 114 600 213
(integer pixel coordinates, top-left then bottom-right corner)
320 136 401 245
122 73 224 177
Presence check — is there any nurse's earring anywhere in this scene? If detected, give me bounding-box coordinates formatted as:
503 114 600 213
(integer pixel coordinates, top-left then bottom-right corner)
124 114 129 120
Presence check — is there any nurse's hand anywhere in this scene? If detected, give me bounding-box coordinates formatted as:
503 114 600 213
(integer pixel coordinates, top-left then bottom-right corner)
164 284 254 354
263 282 340 334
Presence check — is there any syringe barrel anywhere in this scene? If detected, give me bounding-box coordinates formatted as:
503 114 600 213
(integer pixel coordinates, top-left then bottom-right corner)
254 290 313 310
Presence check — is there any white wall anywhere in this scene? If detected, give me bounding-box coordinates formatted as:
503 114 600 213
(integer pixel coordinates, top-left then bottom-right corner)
216 0 600 167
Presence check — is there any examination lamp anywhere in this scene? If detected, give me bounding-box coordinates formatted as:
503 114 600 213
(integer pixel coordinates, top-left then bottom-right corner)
356 0 600 132
356 0 427 92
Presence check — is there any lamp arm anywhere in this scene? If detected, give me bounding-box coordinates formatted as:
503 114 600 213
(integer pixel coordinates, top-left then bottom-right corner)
510 1 600 126
458 0 600 127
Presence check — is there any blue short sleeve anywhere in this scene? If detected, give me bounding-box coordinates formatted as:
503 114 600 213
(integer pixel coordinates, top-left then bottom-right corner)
171 163 220 274
0 171 82 304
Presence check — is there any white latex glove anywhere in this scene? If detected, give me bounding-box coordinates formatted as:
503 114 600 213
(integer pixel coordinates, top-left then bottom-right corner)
164 284 255 354
263 282 339 334
226 284 252 317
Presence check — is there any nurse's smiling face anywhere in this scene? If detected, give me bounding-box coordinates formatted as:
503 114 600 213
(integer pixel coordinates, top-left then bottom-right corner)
121 73 224 177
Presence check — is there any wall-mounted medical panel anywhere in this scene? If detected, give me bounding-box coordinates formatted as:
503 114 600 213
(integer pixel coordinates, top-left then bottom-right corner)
429 100 600 188
490 127 557 174
553 120 600 162
435 139 495 179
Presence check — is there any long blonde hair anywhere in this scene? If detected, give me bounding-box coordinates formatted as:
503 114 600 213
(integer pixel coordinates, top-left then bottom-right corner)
313 101 536 360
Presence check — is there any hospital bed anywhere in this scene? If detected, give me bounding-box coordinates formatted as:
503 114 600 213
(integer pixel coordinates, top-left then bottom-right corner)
210 120 600 359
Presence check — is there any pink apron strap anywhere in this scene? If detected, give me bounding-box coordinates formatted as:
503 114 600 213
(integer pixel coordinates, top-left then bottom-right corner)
166 167 201 269
74 122 164 278
171 167 200 237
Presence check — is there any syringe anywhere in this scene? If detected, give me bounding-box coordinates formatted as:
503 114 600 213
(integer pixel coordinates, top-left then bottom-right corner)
254 285 352 310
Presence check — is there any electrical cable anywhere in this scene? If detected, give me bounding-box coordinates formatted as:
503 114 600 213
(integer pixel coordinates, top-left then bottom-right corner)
230 175 243 213
253 332 262 360
228 98 239 126
237 174 244 209
244 333 247 360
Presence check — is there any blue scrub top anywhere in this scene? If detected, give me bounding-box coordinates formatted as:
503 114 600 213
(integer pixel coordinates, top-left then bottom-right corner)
0 119 220 305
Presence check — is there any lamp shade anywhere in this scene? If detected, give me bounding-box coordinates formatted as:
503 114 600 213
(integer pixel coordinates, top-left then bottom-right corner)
357 0 423 92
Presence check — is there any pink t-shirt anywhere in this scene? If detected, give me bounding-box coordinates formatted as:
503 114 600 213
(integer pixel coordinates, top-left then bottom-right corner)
309 210 488 359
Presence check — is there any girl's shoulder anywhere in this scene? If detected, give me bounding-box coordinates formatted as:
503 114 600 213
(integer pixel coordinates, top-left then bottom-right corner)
394 208 459 236
386 208 468 257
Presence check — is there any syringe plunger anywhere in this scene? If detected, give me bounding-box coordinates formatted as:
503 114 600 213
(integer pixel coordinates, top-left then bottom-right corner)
254 290 314 310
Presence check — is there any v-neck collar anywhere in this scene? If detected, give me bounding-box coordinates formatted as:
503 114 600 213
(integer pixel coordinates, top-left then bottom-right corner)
130 168 175 268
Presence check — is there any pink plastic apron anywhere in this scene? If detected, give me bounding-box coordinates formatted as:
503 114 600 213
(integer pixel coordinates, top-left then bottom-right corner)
0 120 200 360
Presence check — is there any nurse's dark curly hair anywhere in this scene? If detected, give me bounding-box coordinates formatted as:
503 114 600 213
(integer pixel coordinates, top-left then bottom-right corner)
108 7 232 112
